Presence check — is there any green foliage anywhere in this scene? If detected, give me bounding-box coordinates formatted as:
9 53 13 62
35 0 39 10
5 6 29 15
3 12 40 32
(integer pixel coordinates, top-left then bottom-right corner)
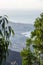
21 13 43 65
0 15 14 65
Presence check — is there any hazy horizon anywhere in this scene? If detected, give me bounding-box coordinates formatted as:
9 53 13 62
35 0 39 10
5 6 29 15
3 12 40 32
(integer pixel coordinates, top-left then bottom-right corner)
0 9 43 24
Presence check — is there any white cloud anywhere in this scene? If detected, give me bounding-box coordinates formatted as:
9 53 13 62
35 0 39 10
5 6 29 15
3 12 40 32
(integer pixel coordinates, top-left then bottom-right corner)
0 0 43 10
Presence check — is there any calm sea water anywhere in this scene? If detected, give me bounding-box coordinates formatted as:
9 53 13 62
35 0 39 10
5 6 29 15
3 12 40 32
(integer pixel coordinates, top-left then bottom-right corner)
8 23 34 52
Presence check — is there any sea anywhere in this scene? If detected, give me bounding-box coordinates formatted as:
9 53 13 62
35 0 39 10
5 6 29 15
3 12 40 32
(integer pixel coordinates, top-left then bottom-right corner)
0 9 43 52
8 23 34 52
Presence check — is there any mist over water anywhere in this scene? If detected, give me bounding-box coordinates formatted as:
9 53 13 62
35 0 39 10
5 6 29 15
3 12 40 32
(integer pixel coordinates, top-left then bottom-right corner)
0 9 43 24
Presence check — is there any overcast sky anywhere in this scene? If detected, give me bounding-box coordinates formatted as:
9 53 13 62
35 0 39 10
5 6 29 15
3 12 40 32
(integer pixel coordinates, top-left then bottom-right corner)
0 0 43 10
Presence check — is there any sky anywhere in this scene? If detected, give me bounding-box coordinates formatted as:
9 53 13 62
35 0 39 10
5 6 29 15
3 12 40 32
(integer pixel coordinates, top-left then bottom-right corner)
0 0 43 10
0 0 43 24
